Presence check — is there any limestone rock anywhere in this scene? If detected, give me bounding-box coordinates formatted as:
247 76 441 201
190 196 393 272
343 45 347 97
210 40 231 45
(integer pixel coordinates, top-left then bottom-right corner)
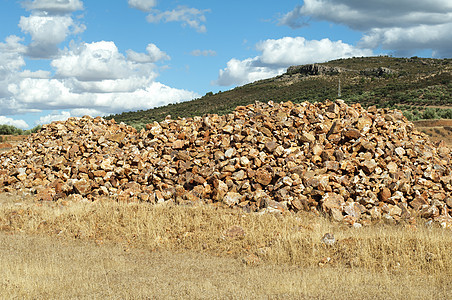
0 100 450 225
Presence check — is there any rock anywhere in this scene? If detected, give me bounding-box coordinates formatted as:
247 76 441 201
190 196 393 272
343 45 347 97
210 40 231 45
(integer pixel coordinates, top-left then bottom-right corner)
446 198 452 208
223 225 245 239
321 233 336 246
388 204 402 217
255 167 272 186
362 160 377 174
322 192 344 211
0 100 450 226
213 180 228 201
73 179 91 196
265 141 278 152
344 129 361 140
223 192 242 206
300 132 315 143
379 188 392 202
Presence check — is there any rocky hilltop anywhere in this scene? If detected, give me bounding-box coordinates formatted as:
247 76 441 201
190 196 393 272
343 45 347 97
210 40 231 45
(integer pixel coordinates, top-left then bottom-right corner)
1 100 451 226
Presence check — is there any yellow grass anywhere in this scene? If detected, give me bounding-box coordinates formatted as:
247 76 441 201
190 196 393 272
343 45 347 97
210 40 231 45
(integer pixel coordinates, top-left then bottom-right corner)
0 192 451 298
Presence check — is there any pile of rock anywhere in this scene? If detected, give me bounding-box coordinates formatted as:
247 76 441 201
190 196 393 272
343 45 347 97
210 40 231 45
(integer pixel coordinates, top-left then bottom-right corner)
1 100 451 226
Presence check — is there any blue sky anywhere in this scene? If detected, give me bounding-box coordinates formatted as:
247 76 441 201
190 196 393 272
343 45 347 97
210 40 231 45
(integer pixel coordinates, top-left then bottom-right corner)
1 0 451 129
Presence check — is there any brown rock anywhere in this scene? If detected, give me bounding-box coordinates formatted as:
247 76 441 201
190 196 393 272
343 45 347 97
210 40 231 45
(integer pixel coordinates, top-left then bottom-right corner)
410 196 429 211
73 179 91 195
213 179 228 201
379 188 391 202
300 132 315 143
223 191 242 206
344 129 361 140
446 198 452 208
322 192 344 211
265 141 278 152
223 225 245 239
362 159 377 174
255 167 272 186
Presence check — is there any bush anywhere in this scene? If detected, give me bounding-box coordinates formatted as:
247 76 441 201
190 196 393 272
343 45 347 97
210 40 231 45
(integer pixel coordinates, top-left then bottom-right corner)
422 108 438 119
438 109 452 119
0 124 23 135
402 110 414 121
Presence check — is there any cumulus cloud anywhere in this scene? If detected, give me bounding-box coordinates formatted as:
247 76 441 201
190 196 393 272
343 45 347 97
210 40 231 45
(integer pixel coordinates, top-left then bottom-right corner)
280 0 452 56
3 40 198 121
0 36 26 79
51 41 157 81
19 14 85 58
0 1 199 128
190 49 216 57
126 43 170 63
216 58 285 87
0 116 29 129
128 0 156 12
257 37 372 67
146 5 209 33
360 23 452 57
0 36 26 98
22 0 84 15
216 37 373 86
36 110 72 125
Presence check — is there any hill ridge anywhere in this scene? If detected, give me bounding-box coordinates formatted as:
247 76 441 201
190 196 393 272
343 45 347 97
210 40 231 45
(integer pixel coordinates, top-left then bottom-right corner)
106 56 452 130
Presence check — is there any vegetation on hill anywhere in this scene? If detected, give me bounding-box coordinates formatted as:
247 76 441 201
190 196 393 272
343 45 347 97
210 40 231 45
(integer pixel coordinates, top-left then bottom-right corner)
105 56 452 130
0 125 42 136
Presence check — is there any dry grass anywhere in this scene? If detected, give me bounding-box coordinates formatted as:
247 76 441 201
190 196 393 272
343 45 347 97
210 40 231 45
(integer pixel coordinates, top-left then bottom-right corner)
0 191 451 299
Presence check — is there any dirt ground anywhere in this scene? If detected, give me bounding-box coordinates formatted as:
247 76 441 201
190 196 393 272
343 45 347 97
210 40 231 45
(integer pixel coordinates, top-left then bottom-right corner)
413 119 452 146
0 135 27 153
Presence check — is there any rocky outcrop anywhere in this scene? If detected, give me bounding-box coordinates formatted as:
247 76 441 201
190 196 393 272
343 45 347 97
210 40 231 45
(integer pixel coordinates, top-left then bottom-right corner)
0 100 451 227
286 64 345 76
360 67 397 77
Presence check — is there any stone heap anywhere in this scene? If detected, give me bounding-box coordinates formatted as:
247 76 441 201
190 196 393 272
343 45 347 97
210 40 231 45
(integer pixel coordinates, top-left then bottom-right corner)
1 100 451 226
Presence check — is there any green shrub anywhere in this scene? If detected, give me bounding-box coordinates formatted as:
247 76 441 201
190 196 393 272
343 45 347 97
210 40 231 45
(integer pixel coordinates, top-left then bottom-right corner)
439 109 452 119
422 108 438 119
0 124 23 135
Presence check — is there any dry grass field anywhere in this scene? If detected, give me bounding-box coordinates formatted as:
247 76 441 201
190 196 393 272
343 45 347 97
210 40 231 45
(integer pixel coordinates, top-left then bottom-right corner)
413 119 452 146
0 192 451 299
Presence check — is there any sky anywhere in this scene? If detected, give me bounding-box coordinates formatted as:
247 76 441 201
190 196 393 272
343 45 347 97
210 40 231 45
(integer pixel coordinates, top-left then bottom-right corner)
0 0 451 129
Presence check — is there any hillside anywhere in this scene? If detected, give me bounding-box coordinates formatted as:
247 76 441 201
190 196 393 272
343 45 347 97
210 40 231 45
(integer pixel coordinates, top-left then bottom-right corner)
106 56 452 129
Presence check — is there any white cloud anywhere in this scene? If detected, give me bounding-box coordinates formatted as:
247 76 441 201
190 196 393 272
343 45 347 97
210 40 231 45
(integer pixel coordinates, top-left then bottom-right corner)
22 0 84 14
216 57 285 87
3 40 198 119
257 37 372 67
19 70 51 79
127 43 170 63
8 76 198 118
19 14 86 58
0 36 26 79
0 116 29 129
360 23 452 57
0 1 199 128
190 49 216 57
52 41 156 81
36 110 72 125
128 0 156 12
280 0 452 56
216 37 373 86
146 5 209 33
0 36 26 98
280 0 452 30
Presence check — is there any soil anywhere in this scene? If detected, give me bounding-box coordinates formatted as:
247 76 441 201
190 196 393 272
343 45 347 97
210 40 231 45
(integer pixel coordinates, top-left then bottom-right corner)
0 135 27 153
413 119 452 146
